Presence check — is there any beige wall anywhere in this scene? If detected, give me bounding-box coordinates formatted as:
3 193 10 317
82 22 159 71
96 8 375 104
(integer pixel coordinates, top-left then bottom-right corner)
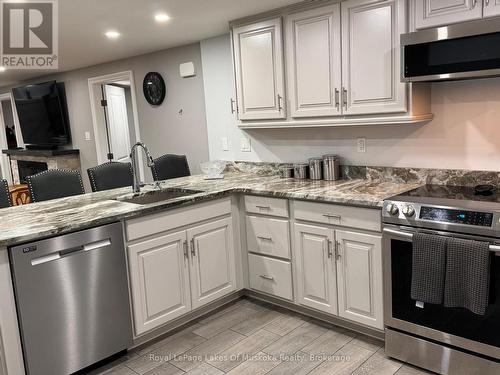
202 34 500 172
2 43 209 190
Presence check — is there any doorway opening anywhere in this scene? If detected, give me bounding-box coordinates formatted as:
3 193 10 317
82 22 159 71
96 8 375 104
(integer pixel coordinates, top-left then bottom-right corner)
88 71 143 180
0 93 24 184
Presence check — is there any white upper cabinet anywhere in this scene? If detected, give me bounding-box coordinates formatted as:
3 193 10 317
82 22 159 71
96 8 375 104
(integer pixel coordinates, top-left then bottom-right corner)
187 217 236 309
413 0 483 29
232 18 286 120
286 4 342 117
335 229 383 329
484 0 500 17
341 0 407 115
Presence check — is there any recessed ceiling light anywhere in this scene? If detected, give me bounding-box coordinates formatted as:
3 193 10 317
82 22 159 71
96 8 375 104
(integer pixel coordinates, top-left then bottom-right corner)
0 67 5 73
105 30 121 39
154 13 170 22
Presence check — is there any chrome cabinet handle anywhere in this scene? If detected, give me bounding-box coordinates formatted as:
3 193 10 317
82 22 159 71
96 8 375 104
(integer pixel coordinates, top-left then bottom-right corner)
335 88 340 110
485 0 489 5
277 94 283 112
183 240 189 259
230 98 237 114
471 0 477 8
257 236 273 241
323 213 341 220
259 274 274 281
190 238 196 257
342 87 348 110
335 240 341 260
327 239 333 259
256 205 271 210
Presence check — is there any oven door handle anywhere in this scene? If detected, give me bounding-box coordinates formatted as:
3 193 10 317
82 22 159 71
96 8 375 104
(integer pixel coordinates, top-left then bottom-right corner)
383 227 500 253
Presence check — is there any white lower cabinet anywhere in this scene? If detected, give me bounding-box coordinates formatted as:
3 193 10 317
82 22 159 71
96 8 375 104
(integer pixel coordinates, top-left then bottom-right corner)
248 253 293 301
128 231 191 336
188 218 236 309
294 223 338 315
336 230 383 329
126 200 236 336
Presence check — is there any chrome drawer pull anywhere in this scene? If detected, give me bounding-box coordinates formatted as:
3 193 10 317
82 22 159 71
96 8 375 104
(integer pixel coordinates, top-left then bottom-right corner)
255 205 271 210
257 236 272 241
259 274 274 281
323 213 341 220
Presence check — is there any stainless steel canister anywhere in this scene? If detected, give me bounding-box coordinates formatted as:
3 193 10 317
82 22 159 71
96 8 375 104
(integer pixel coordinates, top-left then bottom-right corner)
293 163 309 179
322 154 340 180
280 164 294 178
308 157 323 180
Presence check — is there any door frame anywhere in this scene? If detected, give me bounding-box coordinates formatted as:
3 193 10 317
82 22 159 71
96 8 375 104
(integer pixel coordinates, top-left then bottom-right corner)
0 92 24 184
88 71 144 180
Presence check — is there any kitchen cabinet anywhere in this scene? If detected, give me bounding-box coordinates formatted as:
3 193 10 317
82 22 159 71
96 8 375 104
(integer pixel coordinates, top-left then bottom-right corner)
484 0 500 17
413 0 483 29
232 18 286 120
294 223 338 315
128 231 191 336
286 4 342 117
335 229 383 329
188 218 236 309
248 253 293 301
341 0 407 115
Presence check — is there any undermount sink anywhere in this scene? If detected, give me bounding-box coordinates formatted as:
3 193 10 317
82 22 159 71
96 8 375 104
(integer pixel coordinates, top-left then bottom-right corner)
116 188 203 205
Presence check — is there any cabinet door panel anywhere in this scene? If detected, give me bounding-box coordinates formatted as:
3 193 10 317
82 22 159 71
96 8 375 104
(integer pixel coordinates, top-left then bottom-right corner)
233 18 286 120
414 0 483 29
188 217 236 309
286 5 342 117
342 0 406 115
128 231 190 336
484 0 500 18
336 230 383 329
294 223 337 314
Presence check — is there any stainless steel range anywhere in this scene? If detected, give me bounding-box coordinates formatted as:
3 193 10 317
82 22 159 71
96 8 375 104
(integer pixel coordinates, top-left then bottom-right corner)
382 185 500 375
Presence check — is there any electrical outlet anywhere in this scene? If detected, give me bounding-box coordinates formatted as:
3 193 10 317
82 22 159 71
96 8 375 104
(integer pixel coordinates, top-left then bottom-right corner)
240 137 251 152
84 131 91 141
222 137 229 151
357 138 366 153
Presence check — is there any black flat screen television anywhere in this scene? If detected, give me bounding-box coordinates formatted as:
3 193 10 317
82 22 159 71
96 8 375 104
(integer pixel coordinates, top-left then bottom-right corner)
12 81 71 149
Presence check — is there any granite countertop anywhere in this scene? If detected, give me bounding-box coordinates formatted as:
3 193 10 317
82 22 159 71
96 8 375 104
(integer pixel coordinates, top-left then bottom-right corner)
0 172 420 247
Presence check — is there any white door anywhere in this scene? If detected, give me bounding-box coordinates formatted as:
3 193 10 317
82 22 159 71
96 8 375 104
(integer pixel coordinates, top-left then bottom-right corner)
232 18 286 120
335 229 383 329
341 0 407 115
104 85 132 162
188 217 236 309
0 103 11 183
413 0 483 29
286 4 342 118
128 231 191 336
294 223 337 314
484 0 500 17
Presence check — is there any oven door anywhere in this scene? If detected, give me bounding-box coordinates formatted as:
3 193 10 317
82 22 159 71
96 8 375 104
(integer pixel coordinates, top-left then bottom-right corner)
383 225 500 360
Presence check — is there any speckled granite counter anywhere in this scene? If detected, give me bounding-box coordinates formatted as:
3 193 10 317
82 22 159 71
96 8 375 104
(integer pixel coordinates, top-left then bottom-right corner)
0 172 421 247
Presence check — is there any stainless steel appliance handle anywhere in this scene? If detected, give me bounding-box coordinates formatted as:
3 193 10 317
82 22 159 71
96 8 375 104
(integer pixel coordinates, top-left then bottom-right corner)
383 227 500 252
31 239 112 266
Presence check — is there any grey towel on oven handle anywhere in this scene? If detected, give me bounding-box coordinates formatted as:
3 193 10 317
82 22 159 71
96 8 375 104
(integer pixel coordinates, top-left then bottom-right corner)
411 232 448 305
444 238 491 316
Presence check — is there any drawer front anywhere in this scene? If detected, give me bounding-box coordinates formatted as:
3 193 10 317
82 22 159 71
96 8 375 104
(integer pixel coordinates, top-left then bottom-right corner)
244 195 289 218
246 216 291 259
248 254 293 301
126 198 231 241
293 200 381 232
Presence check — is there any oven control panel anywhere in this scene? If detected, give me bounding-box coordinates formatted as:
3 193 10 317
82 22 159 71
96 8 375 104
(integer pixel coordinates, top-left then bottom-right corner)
419 207 493 227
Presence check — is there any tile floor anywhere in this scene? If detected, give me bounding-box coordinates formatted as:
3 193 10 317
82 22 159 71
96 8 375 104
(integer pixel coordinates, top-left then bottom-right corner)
90 298 433 375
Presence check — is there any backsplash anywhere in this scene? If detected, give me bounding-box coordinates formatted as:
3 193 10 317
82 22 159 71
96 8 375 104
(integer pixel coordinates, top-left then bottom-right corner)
226 161 500 187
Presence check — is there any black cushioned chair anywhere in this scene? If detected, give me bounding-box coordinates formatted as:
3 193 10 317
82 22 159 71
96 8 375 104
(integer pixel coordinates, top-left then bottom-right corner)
27 169 85 203
151 154 190 181
0 179 12 208
87 162 133 192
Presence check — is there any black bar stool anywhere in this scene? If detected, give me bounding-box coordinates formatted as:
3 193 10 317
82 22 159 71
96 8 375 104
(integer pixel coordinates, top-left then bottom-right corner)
151 154 190 181
0 179 12 208
87 162 133 192
27 170 85 203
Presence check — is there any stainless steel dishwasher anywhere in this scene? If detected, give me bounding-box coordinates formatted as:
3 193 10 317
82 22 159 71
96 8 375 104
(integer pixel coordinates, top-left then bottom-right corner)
9 222 133 375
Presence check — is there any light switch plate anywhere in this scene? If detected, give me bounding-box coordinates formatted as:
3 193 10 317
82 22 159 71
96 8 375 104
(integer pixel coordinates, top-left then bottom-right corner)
222 137 229 151
240 137 251 152
357 138 366 153
84 131 91 141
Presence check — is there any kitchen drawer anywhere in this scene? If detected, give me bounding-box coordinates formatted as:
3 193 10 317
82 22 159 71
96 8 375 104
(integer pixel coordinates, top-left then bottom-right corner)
244 195 289 218
293 200 381 232
248 253 293 301
246 215 291 259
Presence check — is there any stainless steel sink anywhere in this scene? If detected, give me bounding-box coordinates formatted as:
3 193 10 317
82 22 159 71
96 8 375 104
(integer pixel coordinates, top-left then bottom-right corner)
116 188 203 205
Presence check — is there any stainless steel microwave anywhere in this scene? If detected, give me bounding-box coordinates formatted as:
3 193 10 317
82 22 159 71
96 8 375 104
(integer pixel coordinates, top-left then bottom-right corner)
401 18 500 82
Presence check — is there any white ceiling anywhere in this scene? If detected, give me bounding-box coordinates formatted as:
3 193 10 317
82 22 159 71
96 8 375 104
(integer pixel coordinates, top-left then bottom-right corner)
0 0 300 87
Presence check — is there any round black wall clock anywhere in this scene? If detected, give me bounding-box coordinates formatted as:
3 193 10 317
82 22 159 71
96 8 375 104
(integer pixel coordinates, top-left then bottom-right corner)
143 72 166 106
